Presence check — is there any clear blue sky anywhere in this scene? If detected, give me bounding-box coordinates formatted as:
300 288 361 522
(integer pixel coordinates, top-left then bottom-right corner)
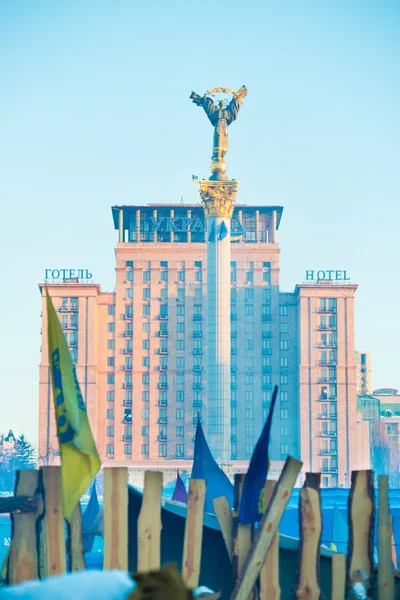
1 1 399 446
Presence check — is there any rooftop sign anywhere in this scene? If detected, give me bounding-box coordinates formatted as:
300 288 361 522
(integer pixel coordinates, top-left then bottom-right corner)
305 270 350 282
150 216 245 238
44 269 93 281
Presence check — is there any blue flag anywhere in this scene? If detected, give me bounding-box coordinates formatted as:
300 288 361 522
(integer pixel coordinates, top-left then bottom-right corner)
208 220 215 242
239 386 278 524
82 482 100 553
219 221 228 241
192 418 234 514
172 471 188 504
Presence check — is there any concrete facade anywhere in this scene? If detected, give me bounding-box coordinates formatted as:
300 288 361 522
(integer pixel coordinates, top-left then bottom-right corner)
38 203 365 485
355 351 372 395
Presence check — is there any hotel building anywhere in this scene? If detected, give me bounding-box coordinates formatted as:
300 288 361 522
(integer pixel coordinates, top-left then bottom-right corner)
38 203 366 486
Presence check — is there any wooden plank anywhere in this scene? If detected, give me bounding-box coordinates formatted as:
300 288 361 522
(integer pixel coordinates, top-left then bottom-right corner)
259 480 280 600
213 495 233 562
390 516 398 570
233 474 252 580
347 470 374 585
137 471 163 573
40 466 66 577
331 553 346 600
378 475 394 599
296 473 322 600
67 502 86 572
103 467 128 570
8 470 42 584
230 457 302 600
182 479 206 589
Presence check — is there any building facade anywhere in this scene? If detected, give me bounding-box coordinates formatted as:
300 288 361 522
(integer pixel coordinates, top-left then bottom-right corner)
38 203 364 485
355 352 373 395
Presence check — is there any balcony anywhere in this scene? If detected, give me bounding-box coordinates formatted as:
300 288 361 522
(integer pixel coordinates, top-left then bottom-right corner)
122 383 132 389
69 341 78 347
318 449 338 456
317 413 338 420
123 365 132 371
231 435 237 443
122 435 132 441
262 331 272 338
317 395 337 402
158 315 168 320
158 365 168 371
157 383 168 389
193 314 202 321
317 307 337 314
319 360 337 366
321 466 338 473
317 377 336 384
317 324 328 330
158 348 168 354
158 417 168 424
193 365 202 372
230 314 237 321
231 331 237 338
123 348 133 354
262 366 272 373
317 431 338 437
316 343 336 348
231 365 237 372
230 383 237 390
158 435 167 442
193 349 202 355
262 349 272 356
262 315 271 321
193 331 202 338
123 314 133 320
193 400 202 408
123 331 133 337
158 331 168 337
123 400 132 406
193 383 202 390
231 349 237 356
231 418 237 425
262 383 272 390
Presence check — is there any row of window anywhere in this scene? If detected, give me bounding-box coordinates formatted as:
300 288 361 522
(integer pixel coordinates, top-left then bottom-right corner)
105 443 184 457
106 371 294 388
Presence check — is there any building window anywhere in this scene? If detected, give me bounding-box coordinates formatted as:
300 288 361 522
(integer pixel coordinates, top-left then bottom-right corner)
107 391 114 402
143 288 150 300
245 340 253 351
280 305 288 316
245 357 253 369
245 444 254 456
126 288 133 298
195 270 202 282
141 444 149 454
245 373 253 385
231 288 236 303
280 391 288 402
108 305 115 315
124 391 132 402
107 340 115 350
176 357 185 369
194 287 202 299
176 391 184 403
70 348 78 364
245 322 253 334
107 374 114 384
142 391 149 402
142 408 149 419
176 339 185 351
108 322 115 333
177 288 185 301
106 426 114 436
281 426 288 437
245 304 254 316
281 444 288 456
177 426 184 437
281 408 288 419
142 373 149 384
160 261 168 267
280 339 288 350
125 270 133 281
176 444 184 457
142 426 149 436
177 305 185 316
159 444 167 457
280 357 288 367
142 339 150 350
245 391 253 403
245 408 254 419
142 305 150 316
107 357 115 367
143 271 150 282
245 426 254 437
142 357 150 367
280 374 288 385
262 288 271 302
177 322 185 333
280 323 288 334
124 444 132 455
106 408 114 420
245 288 254 300
176 408 184 420
106 444 114 456
178 270 185 282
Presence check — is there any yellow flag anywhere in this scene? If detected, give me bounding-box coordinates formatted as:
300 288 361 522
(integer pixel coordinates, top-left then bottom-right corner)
46 291 100 521
330 542 337 552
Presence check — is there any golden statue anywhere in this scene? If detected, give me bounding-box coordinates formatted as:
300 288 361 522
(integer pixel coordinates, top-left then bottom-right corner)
190 86 247 180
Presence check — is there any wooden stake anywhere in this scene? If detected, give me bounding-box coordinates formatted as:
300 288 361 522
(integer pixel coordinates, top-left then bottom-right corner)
296 473 322 600
68 503 86 572
347 470 374 585
230 457 302 600
378 475 394 599
40 466 66 577
8 470 42 584
137 471 163 573
182 479 206 589
213 495 233 562
233 474 252 580
331 554 346 600
103 467 128 570
259 480 280 600
390 516 398 570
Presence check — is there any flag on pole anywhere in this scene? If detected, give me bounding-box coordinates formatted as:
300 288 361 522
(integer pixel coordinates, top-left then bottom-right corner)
239 386 278 523
192 417 234 513
46 291 100 521
218 221 228 241
82 482 100 553
171 471 188 504
208 220 215 242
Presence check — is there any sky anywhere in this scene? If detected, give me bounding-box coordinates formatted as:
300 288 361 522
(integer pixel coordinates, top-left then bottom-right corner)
0 0 399 446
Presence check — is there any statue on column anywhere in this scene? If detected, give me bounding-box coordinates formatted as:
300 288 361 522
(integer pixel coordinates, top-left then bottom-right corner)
190 86 247 179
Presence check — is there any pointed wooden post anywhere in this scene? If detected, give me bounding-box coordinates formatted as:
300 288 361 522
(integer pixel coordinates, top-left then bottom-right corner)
182 479 206 589
295 473 322 600
68 503 86 572
213 495 233 562
230 457 302 600
103 467 128 570
347 470 374 588
331 554 346 600
233 474 252 580
259 480 280 600
8 470 42 584
137 471 163 573
40 466 66 577
378 475 394 599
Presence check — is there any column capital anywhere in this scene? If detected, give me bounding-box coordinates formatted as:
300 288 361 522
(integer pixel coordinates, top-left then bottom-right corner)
198 179 239 219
